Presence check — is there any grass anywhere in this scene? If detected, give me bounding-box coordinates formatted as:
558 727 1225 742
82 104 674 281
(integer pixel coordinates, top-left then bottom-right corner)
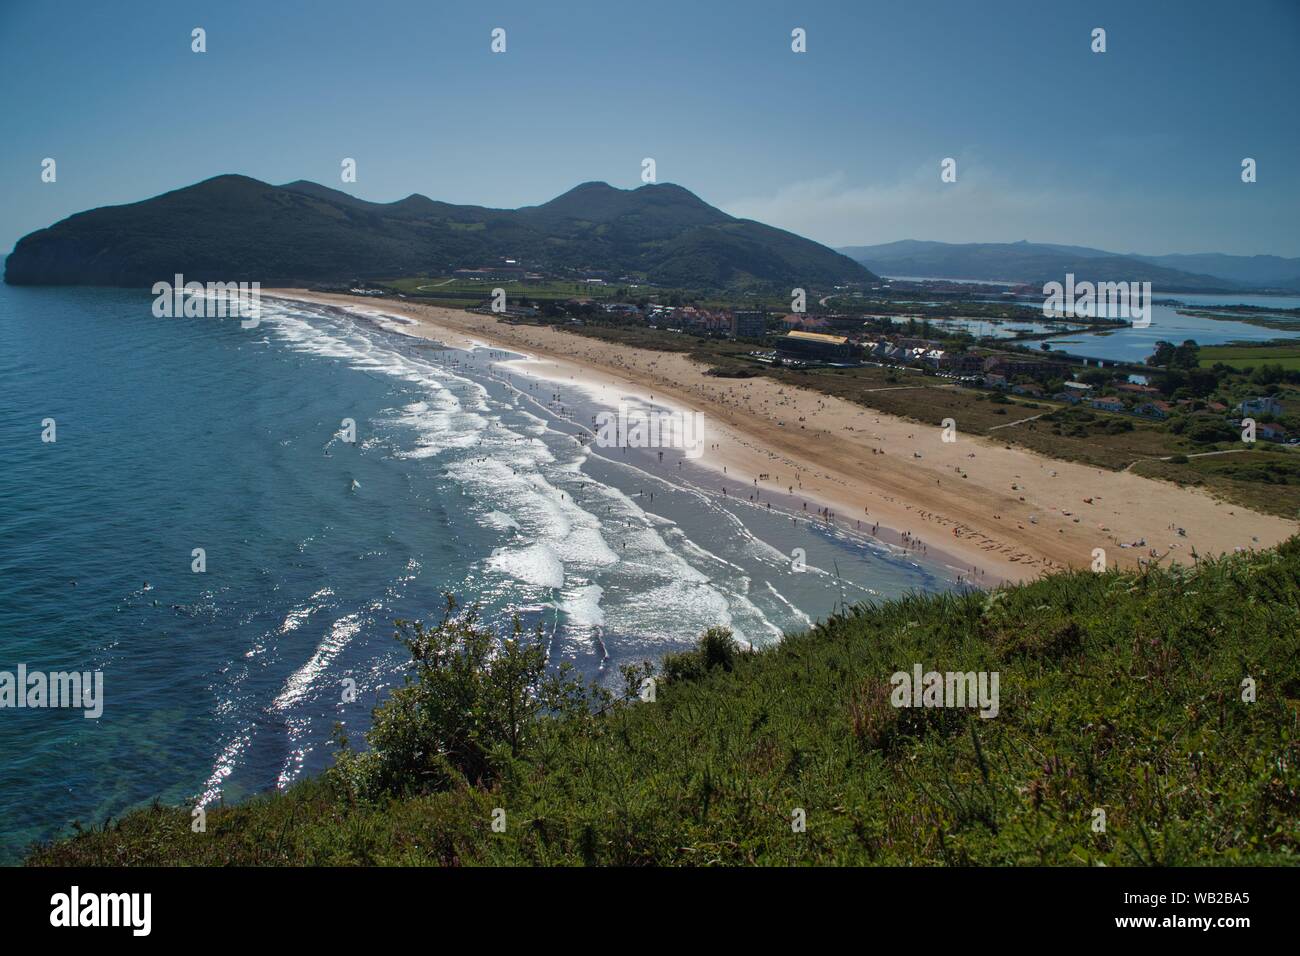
1199 344 1300 371
29 539 1300 866
384 277 663 303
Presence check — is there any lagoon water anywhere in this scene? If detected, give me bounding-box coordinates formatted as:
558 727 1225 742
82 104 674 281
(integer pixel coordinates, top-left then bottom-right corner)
878 284 1300 363
1040 293 1300 363
0 285 958 861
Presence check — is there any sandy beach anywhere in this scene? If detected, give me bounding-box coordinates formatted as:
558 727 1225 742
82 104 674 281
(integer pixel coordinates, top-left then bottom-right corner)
267 290 1298 583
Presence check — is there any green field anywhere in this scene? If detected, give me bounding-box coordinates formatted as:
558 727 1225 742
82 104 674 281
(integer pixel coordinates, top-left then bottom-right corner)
383 277 655 302
1199 344 1300 371
381 276 799 312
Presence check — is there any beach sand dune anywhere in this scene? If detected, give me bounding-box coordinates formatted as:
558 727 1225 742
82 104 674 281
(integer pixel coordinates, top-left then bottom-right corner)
268 291 1297 584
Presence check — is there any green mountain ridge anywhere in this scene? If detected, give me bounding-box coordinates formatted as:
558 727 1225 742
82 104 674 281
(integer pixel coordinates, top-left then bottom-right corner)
3 175 874 291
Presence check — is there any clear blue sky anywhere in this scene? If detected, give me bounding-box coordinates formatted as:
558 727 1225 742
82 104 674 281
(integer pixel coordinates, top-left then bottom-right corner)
2 0 1297 256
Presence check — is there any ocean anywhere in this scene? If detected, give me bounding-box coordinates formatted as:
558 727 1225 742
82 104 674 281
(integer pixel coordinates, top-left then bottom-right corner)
0 284 959 862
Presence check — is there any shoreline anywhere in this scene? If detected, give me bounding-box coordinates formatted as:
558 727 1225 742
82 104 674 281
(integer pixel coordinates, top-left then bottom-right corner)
267 291 997 584
266 290 1298 584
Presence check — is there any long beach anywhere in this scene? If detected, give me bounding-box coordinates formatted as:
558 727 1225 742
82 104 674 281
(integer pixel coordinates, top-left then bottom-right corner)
268 290 1298 583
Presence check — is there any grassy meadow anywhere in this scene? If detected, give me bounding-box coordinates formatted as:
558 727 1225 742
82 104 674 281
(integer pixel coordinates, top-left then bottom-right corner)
1199 344 1300 372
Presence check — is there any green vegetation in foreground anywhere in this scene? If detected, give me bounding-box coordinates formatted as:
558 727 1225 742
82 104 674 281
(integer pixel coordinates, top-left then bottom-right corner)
30 542 1300 866
1199 343 1300 372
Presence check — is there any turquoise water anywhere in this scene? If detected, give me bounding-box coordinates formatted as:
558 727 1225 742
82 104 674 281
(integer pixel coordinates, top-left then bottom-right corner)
0 284 958 861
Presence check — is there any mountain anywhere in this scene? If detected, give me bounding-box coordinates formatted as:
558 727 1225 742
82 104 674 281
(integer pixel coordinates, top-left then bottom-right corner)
836 239 1291 292
3 175 874 290
1126 252 1300 290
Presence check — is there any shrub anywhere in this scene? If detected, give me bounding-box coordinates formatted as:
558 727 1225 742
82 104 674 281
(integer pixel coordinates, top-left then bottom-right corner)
330 598 589 801
701 626 740 669
663 626 741 683
1186 418 1236 444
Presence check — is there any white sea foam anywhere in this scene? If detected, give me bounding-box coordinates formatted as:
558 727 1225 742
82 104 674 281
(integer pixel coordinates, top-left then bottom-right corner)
765 581 814 629
480 509 521 531
560 583 605 629
488 542 566 589
260 298 855 660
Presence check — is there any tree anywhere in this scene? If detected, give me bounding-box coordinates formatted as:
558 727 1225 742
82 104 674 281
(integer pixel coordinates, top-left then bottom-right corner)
662 627 741 683
1148 339 1200 370
1252 364 1286 386
1147 341 1176 367
1172 340 1202 370
1185 368 1221 398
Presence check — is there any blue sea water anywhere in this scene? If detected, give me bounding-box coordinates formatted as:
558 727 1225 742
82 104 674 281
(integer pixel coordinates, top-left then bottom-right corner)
0 284 959 862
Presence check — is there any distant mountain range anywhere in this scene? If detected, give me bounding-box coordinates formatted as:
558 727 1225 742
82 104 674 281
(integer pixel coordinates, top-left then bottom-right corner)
837 240 1300 293
3 175 873 291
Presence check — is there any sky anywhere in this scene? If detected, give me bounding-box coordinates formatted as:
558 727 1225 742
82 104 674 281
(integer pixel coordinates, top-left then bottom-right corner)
1 0 1298 257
